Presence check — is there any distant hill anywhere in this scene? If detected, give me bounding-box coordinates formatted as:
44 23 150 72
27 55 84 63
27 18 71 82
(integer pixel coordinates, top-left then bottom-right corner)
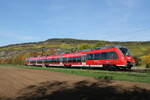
0 38 150 65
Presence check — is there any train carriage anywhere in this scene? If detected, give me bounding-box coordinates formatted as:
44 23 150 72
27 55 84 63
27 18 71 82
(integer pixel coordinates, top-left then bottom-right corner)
25 45 135 70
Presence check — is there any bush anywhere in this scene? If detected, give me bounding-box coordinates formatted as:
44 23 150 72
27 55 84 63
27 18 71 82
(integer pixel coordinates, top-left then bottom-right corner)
134 57 142 66
146 63 150 68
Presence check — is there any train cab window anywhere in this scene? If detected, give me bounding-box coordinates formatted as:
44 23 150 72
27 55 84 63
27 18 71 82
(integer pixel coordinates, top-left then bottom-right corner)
119 48 130 56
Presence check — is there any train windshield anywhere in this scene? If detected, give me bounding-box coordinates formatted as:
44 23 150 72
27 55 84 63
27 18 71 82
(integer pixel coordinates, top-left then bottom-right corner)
119 48 130 56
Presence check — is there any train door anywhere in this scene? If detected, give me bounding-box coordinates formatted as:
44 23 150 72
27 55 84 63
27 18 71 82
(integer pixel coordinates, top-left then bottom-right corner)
82 55 87 65
60 58 63 65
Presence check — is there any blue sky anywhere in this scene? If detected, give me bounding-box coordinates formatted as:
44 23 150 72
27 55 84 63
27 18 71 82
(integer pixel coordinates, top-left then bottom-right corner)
0 0 150 46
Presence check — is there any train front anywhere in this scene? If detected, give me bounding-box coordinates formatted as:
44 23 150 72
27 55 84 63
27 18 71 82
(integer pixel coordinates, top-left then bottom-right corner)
119 47 136 69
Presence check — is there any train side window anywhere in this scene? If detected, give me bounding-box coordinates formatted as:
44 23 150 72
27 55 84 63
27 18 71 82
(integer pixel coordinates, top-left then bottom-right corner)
45 59 48 63
73 57 76 62
48 59 50 63
63 58 67 63
55 59 57 63
57 58 60 62
72 57 76 62
56 58 59 62
87 54 94 60
107 52 118 59
54 59 57 63
71 57 73 62
46 59 52 63
62 58 64 62
70 57 74 62
50 59 52 63
43 59 46 63
37 59 39 63
94 53 101 60
101 52 118 59
70 57 73 62
71 57 75 62
44 59 46 63
40 59 43 63
51 59 54 63
47 59 49 63
101 52 107 59
76 57 81 62
68 57 71 62
59 58 62 62
55 58 58 63
29 60 32 63
75 57 78 62
54 59 56 62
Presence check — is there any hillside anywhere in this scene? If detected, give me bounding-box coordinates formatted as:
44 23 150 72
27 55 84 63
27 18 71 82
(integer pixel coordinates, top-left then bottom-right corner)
0 38 150 65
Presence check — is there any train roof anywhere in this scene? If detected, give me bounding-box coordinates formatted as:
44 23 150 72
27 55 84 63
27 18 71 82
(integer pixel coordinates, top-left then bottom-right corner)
47 47 119 58
47 52 85 59
28 56 47 60
96 45 125 49
27 45 125 59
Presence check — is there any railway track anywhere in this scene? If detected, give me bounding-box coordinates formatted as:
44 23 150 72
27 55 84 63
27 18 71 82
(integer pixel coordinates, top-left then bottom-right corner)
69 66 150 73
105 68 150 73
131 68 150 73
45 65 150 73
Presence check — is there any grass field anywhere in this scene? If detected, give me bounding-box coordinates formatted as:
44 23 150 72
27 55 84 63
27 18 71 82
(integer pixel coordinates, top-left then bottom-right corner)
1 64 150 83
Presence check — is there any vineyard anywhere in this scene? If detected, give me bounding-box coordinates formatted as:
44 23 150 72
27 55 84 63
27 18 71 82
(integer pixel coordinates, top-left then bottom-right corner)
0 38 150 67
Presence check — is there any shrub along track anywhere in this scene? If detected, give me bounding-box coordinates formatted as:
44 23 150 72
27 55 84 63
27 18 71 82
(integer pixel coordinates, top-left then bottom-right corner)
0 65 150 100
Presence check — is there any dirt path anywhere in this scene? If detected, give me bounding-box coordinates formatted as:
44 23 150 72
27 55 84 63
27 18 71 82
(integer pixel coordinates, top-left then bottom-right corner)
0 66 150 100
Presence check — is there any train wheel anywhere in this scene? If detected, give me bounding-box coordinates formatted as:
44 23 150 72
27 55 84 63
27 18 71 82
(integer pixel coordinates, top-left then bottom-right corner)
45 65 49 67
102 64 108 70
64 65 71 68
127 62 133 71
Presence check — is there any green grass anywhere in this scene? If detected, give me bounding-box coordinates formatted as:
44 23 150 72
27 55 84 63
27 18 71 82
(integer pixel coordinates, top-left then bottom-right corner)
0 64 150 83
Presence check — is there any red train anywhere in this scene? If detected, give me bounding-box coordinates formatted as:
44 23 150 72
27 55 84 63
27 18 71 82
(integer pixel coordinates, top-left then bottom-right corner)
25 45 135 70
